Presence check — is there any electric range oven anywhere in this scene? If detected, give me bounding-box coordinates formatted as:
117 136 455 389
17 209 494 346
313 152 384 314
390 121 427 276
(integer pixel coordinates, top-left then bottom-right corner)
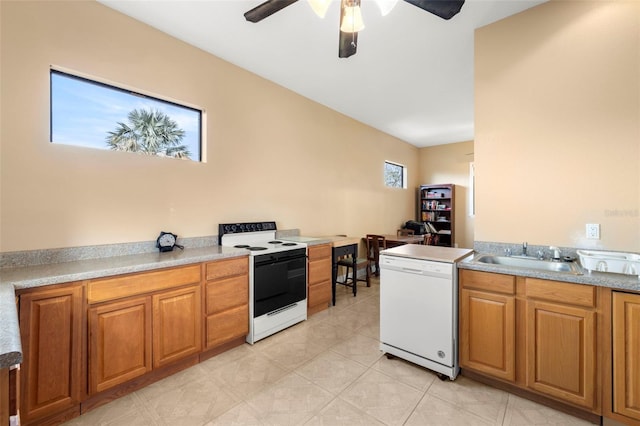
219 221 307 344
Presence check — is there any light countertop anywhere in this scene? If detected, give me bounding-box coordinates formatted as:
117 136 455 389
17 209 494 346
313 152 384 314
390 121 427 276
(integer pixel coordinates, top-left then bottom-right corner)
459 253 640 292
0 246 248 369
381 244 474 263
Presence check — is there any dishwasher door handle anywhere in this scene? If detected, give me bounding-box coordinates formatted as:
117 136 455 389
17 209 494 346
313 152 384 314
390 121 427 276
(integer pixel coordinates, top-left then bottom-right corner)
382 265 452 280
401 267 423 274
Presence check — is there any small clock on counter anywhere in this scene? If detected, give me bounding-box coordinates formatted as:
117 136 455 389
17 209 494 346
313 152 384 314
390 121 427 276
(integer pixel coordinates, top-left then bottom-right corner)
156 231 185 252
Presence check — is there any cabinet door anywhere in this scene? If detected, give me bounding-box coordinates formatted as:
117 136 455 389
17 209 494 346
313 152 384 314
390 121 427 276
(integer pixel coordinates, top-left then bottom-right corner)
0 368 8 426
460 288 515 381
525 300 596 409
612 292 640 421
89 296 152 394
19 284 83 424
153 285 202 368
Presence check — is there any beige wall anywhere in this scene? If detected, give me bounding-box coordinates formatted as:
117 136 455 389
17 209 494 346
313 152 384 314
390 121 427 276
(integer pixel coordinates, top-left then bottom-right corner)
418 141 475 249
0 1 418 252
475 0 640 251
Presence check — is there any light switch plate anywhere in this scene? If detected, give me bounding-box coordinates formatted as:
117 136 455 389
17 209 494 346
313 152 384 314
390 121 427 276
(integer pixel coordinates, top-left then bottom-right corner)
586 224 600 239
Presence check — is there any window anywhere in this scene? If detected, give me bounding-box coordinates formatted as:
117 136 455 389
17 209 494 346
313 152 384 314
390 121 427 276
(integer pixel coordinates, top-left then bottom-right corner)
50 69 202 161
384 161 406 188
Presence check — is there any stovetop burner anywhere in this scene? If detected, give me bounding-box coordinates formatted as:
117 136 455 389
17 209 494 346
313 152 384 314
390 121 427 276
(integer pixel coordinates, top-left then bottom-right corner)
282 242 297 246
234 244 250 248
247 246 268 251
268 240 283 244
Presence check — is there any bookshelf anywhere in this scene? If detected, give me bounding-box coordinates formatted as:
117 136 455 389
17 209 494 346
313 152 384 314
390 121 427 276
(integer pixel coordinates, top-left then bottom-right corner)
418 184 455 247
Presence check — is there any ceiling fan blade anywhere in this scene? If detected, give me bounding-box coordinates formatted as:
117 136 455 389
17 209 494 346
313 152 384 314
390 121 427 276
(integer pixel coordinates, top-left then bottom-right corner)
403 0 465 20
244 0 299 23
339 31 358 58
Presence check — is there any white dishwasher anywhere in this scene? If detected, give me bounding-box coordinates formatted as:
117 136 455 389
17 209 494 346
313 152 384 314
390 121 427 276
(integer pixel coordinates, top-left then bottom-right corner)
379 244 473 380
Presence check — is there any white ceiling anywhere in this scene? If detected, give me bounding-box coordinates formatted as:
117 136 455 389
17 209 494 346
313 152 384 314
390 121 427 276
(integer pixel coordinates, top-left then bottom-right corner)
99 0 545 147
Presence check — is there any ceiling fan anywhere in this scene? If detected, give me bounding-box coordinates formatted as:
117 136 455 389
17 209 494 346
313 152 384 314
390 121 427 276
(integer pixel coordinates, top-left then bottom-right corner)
244 0 465 58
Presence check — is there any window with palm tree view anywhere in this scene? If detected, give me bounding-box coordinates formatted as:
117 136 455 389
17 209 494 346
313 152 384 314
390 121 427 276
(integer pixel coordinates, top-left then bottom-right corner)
50 69 202 161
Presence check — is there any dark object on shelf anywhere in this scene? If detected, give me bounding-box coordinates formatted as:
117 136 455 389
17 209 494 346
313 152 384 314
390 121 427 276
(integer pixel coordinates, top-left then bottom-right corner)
404 220 428 235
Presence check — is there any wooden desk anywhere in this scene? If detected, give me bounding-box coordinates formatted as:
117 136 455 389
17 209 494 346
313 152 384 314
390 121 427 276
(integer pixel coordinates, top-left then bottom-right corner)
317 236 360 305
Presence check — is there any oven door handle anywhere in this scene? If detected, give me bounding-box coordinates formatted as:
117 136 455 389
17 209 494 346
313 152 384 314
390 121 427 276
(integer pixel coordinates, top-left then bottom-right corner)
254 254 307 267
267 302 300 316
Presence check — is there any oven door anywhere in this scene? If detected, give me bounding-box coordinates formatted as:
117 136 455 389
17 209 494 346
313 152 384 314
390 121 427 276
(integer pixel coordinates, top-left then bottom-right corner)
253 249 307 317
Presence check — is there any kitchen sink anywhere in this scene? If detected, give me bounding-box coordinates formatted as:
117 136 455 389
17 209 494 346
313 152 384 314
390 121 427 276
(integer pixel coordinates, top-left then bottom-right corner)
474 254 582 275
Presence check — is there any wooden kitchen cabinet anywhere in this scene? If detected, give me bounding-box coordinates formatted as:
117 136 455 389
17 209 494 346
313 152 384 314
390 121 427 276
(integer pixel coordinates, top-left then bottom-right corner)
153 285 202 368
87 264 202 395
459 270 601 417
88 296 152 394
204 257 249 350
459 269 516 381
18 283 84 425
525 278 597 409
612 291 640 422
0 367 8 426
307 243 332 316
2 365 19 426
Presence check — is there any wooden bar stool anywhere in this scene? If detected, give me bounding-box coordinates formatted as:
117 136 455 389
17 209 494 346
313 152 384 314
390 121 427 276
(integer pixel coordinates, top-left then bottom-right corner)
366 234 386 277
336 255 369 295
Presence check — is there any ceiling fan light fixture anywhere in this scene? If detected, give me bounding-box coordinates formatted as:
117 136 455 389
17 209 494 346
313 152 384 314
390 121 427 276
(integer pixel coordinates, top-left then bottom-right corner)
375 0 398 16
308 0 332 18
340 3 365 33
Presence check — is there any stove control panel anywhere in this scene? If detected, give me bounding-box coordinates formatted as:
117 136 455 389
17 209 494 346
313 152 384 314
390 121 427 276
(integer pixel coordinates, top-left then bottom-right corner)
218 221 277 236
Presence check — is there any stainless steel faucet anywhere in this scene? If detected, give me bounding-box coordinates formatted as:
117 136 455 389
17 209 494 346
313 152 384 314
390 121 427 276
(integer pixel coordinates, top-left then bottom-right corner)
522 242 528 257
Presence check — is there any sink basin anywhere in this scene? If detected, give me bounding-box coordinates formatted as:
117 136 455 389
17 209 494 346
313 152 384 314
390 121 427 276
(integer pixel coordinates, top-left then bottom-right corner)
474 255 582 274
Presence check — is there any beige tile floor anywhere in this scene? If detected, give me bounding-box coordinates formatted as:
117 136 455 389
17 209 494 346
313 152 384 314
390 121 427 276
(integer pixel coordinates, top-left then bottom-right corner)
64 277 594 426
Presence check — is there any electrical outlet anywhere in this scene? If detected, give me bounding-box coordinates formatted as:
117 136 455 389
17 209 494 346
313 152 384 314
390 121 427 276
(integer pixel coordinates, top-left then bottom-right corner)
586 224 600 239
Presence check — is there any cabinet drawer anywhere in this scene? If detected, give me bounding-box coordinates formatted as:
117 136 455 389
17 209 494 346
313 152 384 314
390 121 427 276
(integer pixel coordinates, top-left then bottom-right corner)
460 269 515 295
88 265 201 303
206 305 249 348
205 257 248 281
526 278 595 308
308 244 331 261
205 275 248 315
308 257 332 285
308 280 331 308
